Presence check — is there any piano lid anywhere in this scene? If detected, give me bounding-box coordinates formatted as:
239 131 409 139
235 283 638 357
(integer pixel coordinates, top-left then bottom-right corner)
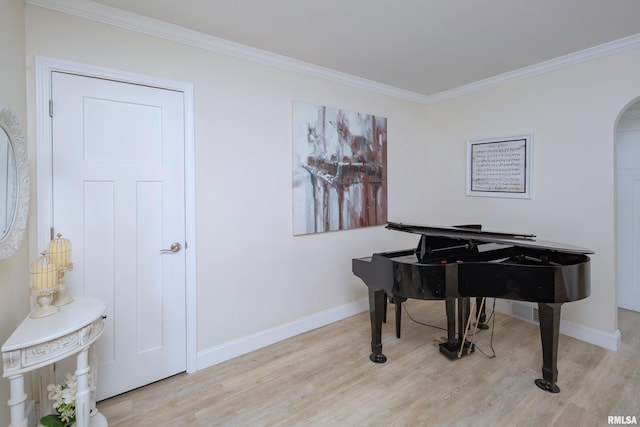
386 222 594 255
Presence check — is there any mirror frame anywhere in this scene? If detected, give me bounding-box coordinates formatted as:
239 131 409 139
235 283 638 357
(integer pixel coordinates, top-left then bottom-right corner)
0 105 30 259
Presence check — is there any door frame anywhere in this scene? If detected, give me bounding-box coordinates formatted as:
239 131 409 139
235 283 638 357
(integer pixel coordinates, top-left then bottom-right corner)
615 104 640 312
35 56 198 374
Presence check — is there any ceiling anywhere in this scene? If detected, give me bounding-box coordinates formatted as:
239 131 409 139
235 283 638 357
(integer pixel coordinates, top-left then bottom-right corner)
83 0 640 97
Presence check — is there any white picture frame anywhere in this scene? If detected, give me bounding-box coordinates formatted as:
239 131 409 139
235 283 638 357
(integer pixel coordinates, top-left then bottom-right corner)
466 134 532 198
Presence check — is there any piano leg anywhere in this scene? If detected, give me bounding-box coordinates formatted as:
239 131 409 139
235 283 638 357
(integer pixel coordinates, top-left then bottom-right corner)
369 288 387 363
439 298 474 359
394 297 405 339
388 295 407 338
446 297 456 345
382 293 388 324
535 302 562 393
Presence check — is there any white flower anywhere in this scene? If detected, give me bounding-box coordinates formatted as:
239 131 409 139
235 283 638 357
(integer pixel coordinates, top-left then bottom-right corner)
45 373 78 426
60 388 74 405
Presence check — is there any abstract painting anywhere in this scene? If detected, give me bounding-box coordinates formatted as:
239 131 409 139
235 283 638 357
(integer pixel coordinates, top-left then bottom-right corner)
293 102 387 235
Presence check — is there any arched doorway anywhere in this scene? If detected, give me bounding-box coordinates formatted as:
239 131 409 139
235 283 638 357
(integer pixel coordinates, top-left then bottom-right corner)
615 98 640 312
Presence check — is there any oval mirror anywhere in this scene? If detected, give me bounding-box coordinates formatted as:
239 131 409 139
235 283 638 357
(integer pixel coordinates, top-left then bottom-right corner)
0 105 30 259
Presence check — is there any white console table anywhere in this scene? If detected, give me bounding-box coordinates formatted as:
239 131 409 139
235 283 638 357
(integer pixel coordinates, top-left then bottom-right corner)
2 297 107 427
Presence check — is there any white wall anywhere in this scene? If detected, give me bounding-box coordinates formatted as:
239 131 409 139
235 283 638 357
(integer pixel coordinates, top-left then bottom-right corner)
423 49 640 340
23 5 424 365
0 2 30 426
19 3 640 389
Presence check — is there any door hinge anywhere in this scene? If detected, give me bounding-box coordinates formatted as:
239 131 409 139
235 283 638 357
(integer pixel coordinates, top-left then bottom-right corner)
49 99 53 118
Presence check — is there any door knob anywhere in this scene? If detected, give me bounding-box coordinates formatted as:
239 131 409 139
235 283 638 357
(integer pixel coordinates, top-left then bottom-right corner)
160 242 182 254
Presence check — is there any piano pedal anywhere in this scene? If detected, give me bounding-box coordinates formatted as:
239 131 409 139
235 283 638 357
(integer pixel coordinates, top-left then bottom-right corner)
438 340 474 360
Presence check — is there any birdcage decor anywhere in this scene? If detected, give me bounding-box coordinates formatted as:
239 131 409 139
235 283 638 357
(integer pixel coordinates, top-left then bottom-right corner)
49 233 74 306
29 253 59 318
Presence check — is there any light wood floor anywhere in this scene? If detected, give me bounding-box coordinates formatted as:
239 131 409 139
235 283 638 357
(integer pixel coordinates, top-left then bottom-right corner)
97 300 640 426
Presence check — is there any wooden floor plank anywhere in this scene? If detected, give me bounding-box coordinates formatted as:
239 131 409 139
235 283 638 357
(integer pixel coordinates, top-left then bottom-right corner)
98 301 640 426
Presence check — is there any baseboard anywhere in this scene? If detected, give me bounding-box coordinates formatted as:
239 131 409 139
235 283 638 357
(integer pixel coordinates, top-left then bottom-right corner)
559 318 621 351
197 298 369 371
496 300 621 351
197 297 621 371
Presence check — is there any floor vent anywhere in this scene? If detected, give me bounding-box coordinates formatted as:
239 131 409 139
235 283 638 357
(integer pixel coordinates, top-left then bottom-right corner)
511 302 539 324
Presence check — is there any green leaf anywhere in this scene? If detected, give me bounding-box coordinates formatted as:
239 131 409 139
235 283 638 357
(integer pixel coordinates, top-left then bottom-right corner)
40 414 66 427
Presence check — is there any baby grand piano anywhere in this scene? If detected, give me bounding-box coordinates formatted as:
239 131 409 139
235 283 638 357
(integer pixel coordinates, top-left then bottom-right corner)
352 222 592 393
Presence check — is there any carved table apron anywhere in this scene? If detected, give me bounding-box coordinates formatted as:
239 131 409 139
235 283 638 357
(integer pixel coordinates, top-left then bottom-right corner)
2 297 106 427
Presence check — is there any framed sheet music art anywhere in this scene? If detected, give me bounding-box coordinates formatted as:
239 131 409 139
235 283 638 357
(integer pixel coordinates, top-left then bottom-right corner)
466 135 532 199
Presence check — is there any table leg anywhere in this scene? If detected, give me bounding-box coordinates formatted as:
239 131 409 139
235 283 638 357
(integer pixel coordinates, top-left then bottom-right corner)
7 373 27 427
75 348 91 427
88 344 108 426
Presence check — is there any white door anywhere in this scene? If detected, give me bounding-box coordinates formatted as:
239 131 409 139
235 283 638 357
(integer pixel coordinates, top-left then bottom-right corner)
616 109 640 312
51 71 187 400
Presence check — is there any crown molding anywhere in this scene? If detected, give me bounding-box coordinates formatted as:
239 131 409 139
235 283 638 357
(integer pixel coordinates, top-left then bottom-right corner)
25 0 640 105
424 33 640 104
25 0 430 103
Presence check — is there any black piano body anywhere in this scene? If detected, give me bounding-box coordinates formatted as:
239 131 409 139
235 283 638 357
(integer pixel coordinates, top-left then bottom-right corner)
352 222 592 393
